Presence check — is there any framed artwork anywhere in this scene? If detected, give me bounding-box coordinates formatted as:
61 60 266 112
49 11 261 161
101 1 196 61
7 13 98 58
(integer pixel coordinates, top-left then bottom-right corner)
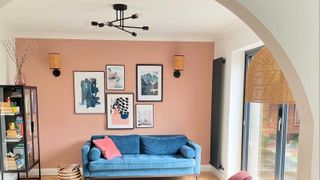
106 93 134 129
136 104 154 128
106 65 125 90
73 71 105 114
136 64 163 102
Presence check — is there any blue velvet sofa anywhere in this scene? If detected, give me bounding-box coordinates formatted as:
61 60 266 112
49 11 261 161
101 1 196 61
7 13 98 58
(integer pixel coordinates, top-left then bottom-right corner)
81 134 201 179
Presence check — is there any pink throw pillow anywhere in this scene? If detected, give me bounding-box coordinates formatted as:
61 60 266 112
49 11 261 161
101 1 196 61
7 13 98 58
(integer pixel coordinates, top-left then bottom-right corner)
93 136 122 160
228 171 252 180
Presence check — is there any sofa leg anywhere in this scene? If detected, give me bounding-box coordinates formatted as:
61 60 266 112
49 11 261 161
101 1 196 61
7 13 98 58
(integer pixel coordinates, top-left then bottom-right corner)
196 175 200 180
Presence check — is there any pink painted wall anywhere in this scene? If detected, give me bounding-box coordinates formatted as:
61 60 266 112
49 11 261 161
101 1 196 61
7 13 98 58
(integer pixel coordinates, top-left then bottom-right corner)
17 38 214 168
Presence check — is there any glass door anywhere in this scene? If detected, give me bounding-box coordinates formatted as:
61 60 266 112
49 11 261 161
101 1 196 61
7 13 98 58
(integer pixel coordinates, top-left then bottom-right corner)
30 88 39 164
24 88 34 169
241 47 300 180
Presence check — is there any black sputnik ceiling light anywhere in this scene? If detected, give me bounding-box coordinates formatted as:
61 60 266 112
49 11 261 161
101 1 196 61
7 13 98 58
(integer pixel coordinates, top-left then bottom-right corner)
91 4 149 37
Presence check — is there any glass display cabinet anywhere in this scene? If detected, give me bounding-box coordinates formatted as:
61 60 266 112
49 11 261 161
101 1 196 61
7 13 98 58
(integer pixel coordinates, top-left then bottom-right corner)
0 86 41 180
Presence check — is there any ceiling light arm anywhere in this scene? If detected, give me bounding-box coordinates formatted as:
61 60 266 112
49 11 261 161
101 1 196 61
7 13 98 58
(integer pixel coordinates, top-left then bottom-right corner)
108 14 139 25
111 25 149 30
114 26 137 36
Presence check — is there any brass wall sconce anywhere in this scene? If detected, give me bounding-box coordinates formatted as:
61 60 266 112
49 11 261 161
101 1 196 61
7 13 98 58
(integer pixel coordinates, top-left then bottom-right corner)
173 55 185 78
49 53 61 77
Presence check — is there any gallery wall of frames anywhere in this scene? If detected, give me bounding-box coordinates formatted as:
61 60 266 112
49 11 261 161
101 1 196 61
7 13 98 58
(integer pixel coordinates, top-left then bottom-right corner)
73 64 162 129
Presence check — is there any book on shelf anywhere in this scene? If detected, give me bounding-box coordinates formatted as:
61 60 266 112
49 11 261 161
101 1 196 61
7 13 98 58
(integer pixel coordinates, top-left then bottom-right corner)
11 92 22 98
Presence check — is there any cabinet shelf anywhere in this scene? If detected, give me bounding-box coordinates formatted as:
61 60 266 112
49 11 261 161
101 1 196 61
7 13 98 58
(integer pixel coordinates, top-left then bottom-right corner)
0 85 41 179
5 136 24 143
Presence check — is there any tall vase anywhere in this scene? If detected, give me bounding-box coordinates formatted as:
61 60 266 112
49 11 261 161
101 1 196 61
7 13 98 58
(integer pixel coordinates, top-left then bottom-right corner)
15 69 25 85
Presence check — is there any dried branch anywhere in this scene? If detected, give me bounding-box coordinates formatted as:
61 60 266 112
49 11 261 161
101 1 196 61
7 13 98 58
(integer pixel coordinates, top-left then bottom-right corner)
1 39 38 70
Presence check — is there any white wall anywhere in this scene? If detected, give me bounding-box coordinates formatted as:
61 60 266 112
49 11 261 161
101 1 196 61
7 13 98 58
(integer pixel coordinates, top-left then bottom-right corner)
214 20 263 178
0 20 16 84
0 18 16 180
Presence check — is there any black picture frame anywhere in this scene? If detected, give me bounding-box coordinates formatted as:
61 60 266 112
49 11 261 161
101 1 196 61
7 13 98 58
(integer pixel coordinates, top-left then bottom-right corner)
73 71 105 114
136 64 163 102
135 104 154 128
105 64 125 91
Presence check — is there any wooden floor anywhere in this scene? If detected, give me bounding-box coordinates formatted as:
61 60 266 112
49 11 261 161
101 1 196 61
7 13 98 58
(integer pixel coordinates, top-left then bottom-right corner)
42 172 219 180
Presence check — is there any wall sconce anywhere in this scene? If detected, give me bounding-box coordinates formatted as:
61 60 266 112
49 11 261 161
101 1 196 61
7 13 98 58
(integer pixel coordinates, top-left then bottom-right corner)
173 55 185 78
48 53 61 77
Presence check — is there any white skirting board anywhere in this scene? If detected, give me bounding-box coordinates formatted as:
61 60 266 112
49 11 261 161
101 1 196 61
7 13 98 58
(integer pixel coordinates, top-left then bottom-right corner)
25 165 227 180
201 165 226 180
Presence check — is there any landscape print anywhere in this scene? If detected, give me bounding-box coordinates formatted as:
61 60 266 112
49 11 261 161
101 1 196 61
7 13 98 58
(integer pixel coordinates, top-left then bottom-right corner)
137 65 163 102
106 65 125 90
141 71 159 95
74 71 105 114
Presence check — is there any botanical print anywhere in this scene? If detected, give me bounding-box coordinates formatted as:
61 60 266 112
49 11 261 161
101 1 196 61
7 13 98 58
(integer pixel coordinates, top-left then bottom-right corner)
137 65 163 102
74 71 105 114
106 65 125 90
107 93 134 129
136 105 154 128
141 71 158 95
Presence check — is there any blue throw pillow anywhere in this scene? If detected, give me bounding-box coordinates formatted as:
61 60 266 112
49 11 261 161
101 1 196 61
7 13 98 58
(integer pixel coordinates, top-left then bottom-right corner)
141 135 187 155
108 135 140 154
179 145 195 159
88 147 101 161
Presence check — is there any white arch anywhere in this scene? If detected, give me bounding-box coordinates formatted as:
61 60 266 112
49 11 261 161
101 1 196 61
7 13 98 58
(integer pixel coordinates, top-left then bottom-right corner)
216 0 318 179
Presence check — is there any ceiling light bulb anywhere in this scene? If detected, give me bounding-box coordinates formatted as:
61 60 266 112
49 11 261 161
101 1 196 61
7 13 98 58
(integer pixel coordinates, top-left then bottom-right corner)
142 26 149 31
91 21 98 26
131 32 137 37
131 14 139 19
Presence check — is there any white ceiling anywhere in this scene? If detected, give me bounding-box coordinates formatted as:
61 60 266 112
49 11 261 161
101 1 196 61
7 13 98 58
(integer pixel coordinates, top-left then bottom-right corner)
0 0 239 41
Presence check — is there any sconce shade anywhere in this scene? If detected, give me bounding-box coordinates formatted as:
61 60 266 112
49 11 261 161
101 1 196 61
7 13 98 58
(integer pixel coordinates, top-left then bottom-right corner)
245 47 295 104
174 55 185 71
49 53 61 69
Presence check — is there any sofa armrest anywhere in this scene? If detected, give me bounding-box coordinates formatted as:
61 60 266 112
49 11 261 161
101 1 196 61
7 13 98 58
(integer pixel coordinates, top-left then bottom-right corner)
187 140 201 175
81 141 91 177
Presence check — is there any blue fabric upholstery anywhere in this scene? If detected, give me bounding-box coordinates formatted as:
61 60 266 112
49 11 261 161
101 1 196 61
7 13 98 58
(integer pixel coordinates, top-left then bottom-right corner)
187 140 201 174
88 147 101 161
81 141 91 177
89 168 195 177
89 154 195 171
179 145 195 159
91 134 140 154
81 135 201 178
140 135 187 155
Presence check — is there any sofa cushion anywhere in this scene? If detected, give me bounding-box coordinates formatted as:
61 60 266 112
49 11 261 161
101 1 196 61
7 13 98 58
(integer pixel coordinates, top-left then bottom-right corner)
179 145 195 159
91 134 140 154
93 136 122 160
140 135 187 155
88 154 195 171
88 147 101 161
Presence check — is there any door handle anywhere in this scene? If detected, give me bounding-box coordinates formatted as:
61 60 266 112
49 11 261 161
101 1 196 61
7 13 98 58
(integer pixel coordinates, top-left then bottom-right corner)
278 117 282 131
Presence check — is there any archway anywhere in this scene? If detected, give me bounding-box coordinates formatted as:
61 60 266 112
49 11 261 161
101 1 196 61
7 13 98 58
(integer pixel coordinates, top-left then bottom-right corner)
215 0 316 179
